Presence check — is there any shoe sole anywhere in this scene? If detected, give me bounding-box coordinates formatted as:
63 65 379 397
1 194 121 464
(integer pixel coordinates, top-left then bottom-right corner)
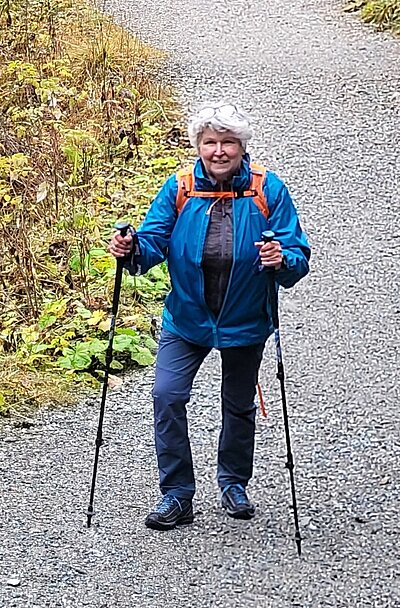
145 515 194 531
223 505 256 520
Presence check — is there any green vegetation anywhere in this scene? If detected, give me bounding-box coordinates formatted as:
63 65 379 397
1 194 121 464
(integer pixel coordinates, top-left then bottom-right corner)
345 0 400 33
0 0 189 415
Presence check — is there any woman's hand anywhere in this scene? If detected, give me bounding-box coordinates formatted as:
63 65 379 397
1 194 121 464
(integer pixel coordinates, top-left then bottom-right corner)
109 231 133 258
254 239 283 269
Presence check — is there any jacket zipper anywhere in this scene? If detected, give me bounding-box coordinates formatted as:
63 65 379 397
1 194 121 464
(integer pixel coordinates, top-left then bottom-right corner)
218 200 228 310
216 197 235 327
198 206 219 344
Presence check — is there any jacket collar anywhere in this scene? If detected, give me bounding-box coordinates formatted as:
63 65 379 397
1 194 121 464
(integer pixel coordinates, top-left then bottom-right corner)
193 153 252 193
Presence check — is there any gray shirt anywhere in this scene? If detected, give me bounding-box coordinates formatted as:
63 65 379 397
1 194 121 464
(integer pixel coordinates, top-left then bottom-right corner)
202 198 233 318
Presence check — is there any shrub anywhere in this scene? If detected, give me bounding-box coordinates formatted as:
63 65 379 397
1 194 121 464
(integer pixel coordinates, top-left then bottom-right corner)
0 0 189 414
344 0 400 32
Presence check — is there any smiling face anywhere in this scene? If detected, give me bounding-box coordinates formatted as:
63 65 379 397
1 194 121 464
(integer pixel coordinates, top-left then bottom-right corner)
198 128 244 184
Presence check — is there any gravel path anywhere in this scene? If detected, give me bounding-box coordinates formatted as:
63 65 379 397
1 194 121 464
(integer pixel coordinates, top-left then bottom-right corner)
1 1 400 606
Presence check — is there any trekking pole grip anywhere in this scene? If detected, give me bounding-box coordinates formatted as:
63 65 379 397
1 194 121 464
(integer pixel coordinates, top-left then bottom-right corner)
111 221 131 311
114 221 130 241
261 230 277 274
261 229 275 245
261 230 279 329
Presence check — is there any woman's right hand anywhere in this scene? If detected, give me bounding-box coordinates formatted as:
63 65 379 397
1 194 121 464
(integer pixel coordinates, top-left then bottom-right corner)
109 231 133 258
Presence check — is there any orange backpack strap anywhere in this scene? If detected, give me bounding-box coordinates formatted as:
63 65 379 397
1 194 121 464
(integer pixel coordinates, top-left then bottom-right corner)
175 162 269 217
176 166 195 214
246 162 269 219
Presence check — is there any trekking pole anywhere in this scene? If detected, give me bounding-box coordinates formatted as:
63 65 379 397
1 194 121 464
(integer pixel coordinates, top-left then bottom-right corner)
86 221 131 528
262 230 302 556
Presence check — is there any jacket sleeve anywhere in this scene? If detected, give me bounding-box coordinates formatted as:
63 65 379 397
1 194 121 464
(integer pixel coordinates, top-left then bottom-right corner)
265 173 311 288
123 174 178 275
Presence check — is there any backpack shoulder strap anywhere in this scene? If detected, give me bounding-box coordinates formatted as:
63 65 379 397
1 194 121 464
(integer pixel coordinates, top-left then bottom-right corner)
249 162 269 219
176 165 195 214
176 162 269 218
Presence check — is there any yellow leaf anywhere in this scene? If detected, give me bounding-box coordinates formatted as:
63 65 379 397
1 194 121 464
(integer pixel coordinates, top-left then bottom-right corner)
98 319 111 332
87 310 106 326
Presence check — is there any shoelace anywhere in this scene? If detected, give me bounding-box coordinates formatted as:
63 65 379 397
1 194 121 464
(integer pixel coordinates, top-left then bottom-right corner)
222 484 248 505
155 495 182 514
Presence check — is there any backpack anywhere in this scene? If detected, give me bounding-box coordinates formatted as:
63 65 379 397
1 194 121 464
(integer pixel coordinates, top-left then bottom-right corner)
175 162 269 218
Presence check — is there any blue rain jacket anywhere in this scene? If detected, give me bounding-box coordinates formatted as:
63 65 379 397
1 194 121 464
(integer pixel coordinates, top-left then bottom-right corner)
127 155 310 348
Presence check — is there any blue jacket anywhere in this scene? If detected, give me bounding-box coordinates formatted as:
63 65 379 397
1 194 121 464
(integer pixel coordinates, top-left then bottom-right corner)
128 155 310 348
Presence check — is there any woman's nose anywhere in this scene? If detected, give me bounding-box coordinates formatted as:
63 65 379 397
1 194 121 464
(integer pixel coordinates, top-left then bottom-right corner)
214 142 223 155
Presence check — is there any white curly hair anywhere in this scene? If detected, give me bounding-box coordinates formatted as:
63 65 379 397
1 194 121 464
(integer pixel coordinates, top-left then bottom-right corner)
188 101 253 151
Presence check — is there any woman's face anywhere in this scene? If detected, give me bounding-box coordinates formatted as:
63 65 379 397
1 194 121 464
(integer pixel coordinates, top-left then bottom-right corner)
198 128 244 184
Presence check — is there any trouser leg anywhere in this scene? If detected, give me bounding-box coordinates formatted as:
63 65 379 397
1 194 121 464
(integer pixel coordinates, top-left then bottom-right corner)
217 342 265 488
152 329 211 499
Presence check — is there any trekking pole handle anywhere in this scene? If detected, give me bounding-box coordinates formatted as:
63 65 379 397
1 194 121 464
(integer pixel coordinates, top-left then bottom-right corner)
262 230 280 329
261 230 277 273
262 230 275 243
114 221 130 238
110 221 131 313
114 222 131 271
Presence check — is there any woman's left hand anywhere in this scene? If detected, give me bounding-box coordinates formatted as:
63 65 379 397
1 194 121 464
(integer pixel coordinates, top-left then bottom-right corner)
254 240 283 269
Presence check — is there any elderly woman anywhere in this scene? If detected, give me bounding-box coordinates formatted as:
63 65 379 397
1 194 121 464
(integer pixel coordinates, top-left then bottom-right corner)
110 101 310 531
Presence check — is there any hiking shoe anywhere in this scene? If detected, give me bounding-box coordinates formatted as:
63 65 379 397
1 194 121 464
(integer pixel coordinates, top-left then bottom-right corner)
145 495 194 531
221 484 255 520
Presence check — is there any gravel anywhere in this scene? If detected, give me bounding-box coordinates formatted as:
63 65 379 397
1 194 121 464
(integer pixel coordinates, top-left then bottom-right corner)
1 1 400 606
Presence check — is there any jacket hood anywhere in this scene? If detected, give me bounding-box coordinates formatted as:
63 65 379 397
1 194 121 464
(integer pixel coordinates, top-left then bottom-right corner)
193 153 252 193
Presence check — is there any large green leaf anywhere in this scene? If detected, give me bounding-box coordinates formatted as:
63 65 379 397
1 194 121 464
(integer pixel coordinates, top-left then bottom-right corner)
131 346 155 366
58 343 93 370
144 336 158 351
112 334 136 352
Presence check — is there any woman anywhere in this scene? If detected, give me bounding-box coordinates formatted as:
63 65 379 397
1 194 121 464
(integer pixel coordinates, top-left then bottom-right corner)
110 101 310 531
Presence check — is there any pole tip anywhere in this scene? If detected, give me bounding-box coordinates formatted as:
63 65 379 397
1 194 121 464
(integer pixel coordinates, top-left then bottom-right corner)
295 533 302 557
87 507 95 528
